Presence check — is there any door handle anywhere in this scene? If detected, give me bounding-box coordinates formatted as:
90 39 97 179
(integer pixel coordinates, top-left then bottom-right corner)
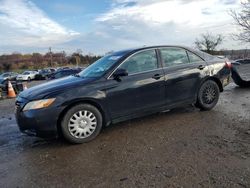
197 65 206 70
152 74 163 80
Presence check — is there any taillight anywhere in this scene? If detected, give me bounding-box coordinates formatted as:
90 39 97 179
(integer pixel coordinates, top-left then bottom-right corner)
225 61 232 69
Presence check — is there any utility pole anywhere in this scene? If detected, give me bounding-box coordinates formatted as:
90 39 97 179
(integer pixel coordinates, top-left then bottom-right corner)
244 48 247 59
76 49 82 68
49 47 52 67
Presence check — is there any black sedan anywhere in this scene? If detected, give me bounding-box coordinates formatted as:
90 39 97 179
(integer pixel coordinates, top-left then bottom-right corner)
49 69 81 80
15 46 231 143
231 59 250 87
35 69 53 80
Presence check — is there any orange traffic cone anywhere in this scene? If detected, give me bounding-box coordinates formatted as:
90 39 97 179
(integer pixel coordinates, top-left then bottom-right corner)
8 81 16 98
23 83 28 90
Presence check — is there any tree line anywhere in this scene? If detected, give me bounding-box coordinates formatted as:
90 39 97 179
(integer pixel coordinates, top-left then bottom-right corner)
0 52 102 72
195 0 250 54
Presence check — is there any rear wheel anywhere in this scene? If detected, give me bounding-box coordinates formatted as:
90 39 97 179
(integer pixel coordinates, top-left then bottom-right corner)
61 104 103 144
196 80 220 111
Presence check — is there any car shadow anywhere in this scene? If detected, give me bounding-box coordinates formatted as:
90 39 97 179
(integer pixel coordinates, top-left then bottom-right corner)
18 105 199 149
101 105 199 135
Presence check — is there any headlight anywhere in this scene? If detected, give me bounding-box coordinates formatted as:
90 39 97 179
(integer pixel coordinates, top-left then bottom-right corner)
23 98 56 111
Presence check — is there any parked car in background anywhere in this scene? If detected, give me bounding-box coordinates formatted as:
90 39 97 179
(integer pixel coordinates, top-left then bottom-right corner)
16 46 231 144
233 59 250 65
0 72 18 81
0 79 23 95
49 68 56 73
35 69 52 80
16 71 38 81
231 59 250 87
49 69 81 80
56 67 71 72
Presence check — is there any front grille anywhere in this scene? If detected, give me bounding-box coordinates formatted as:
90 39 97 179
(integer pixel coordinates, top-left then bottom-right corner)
15 101 22 112
15 100 21 107
15 98 26 112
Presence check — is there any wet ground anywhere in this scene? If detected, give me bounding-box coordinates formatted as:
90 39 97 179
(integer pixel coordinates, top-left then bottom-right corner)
0 81 249 187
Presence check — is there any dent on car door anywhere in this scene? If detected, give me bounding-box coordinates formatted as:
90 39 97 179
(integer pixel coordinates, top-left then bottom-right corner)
159 48 208 106
105 49 165 120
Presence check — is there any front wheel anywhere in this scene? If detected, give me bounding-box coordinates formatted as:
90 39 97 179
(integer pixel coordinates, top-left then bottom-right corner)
196 80 220 111
61 104 103 144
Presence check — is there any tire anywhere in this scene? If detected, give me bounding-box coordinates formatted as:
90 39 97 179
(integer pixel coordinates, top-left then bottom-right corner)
27 77 31 82
61 104 103 144
196 80 220 111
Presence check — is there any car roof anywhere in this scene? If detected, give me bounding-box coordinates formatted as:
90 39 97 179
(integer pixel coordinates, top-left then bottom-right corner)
119 45 194 52
111 45 216 61
111 45 209 56
1 72 12 74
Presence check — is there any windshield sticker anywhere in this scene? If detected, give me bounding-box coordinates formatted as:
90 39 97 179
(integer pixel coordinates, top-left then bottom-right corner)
109 56 121 61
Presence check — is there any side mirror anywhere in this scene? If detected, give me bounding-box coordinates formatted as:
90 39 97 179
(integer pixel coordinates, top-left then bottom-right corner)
113 68 128 79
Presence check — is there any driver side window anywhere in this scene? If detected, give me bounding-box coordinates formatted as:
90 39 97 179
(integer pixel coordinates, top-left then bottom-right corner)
119 50 158 75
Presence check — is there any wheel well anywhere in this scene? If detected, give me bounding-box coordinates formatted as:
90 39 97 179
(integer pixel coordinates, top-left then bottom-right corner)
56 100 106 137
207 77 223 92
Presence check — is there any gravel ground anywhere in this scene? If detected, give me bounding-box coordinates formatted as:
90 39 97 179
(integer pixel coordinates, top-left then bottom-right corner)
0 80 249 188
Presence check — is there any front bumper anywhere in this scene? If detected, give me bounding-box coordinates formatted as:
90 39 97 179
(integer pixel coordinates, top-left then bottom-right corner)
15 97 62 138
16 77 25 81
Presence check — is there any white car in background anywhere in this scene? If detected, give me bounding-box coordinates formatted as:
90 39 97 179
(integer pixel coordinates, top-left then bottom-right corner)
16 71 38 81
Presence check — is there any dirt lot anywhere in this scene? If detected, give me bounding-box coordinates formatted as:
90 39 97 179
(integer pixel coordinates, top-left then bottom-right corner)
0 81 249 188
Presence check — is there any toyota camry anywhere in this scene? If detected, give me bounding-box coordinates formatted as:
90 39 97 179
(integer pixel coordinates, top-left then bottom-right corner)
15 46 231 144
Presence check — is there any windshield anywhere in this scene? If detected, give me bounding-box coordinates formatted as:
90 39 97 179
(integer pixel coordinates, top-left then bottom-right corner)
78 55 122 78
23 72 30 75
54 72 63 79
1 73 9 77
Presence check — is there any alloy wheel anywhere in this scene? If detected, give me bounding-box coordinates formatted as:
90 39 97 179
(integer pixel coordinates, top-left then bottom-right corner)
202 84 217 104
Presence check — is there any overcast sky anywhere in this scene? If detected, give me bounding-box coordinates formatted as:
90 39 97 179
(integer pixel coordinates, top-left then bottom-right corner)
0 0 249 55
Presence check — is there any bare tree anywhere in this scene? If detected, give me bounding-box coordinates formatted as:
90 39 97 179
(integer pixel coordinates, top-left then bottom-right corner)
195 33 223 54
230 0 250 43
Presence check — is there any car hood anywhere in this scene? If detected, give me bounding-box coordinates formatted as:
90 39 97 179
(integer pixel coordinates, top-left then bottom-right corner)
19 76 96 100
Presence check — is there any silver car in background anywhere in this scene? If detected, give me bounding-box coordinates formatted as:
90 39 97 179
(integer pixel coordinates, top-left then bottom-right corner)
16 71 38 81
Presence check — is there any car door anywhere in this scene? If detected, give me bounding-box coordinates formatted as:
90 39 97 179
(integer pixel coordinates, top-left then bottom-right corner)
159 47 208 106
105 49 166 120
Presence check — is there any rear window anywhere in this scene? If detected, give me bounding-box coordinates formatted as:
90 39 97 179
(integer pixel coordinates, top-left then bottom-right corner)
192 50 218 61
187 51 205 63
